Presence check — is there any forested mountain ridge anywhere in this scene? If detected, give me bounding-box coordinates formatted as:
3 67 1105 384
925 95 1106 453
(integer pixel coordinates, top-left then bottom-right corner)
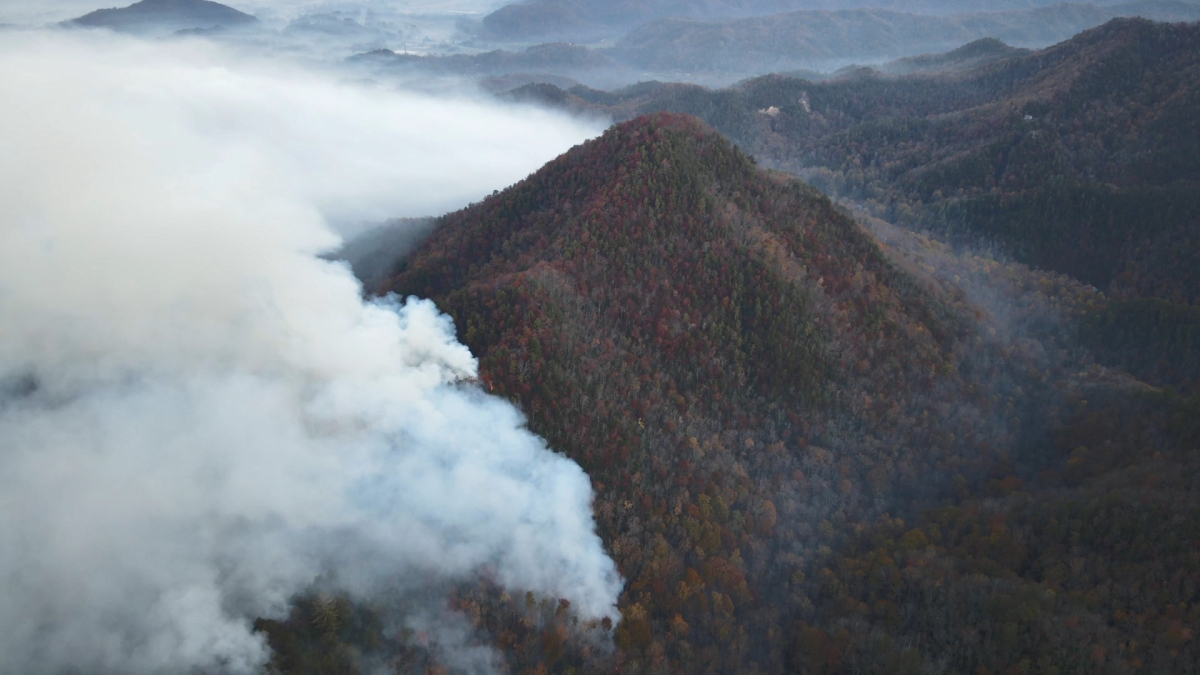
878 37 1032 76
507 18 1200 390
750 17 1200 392
478 0 1200 43
513 19 1199 290
479 0 828 42
376 112 998 672
345 5 1199 89
611 2 1200 74
242 112 1193 673
347 43 630 89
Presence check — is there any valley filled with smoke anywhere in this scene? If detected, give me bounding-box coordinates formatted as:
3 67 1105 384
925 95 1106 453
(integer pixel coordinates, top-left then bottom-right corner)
0 30 617 674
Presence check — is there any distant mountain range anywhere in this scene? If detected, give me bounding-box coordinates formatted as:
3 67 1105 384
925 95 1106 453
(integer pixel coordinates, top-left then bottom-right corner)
511 17 1200 392
479 0 806 41
349 42 625 81
516 21 1199 288
283 12 392 42
65 0 256 35
613 0 1200 72
344 1 1200 88
878 36 1032 75
480 0 1194 41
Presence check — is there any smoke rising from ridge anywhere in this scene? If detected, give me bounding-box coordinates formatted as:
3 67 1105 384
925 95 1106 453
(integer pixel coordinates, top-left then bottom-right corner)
0 30 618 674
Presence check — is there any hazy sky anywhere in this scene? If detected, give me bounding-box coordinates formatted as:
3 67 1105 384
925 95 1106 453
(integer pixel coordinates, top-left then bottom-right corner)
0 28 617 674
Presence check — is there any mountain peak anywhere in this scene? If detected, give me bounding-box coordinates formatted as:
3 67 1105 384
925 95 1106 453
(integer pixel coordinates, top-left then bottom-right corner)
67 0 257 34
380 112 768 299
382 109 962 418
360 100 1076 675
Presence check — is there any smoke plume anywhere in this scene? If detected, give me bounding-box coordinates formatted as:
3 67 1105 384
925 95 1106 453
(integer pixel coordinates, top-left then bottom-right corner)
0 30 619 674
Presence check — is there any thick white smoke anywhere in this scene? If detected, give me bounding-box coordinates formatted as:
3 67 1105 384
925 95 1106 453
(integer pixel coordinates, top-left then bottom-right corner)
0 30 619 674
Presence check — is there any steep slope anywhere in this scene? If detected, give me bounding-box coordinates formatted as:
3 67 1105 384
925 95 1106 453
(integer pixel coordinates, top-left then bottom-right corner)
256 112 1200 673
364 113 1109 672
66 0 257 34
511 19 1200 388
754 18 1200 353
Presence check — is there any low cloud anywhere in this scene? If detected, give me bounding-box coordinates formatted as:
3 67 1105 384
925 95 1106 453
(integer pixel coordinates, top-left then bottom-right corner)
0 30 618 674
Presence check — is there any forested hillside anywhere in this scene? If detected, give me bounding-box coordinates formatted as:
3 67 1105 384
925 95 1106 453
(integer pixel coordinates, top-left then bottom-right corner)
510 18 1200 391
878 38 1030 76
264 112 1200 673
66 0 258 34
516 19 1199 299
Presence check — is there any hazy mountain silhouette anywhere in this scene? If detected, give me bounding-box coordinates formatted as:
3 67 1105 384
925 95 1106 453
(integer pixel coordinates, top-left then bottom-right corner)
66 0 257 35
479 0 1195 42
612 1 1200 73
